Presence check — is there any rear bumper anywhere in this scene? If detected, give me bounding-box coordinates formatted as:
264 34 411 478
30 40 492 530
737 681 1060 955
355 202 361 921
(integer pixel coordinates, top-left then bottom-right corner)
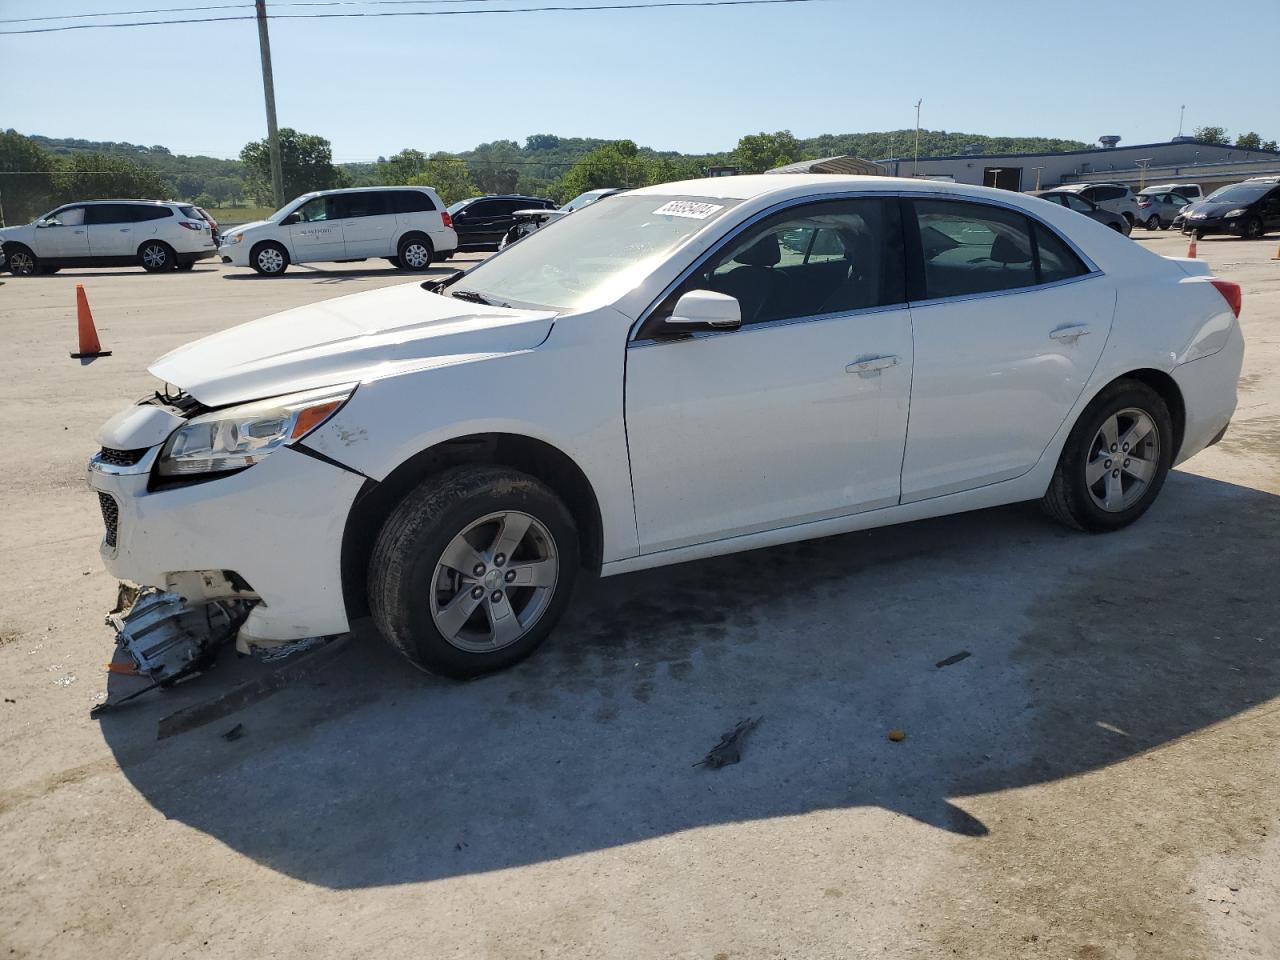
177 249 216 265
1171 320 1245 465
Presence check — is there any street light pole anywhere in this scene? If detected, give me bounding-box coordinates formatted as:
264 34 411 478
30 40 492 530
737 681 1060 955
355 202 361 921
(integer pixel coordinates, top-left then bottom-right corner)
1032 165 1046 190
255 0 285 208
913 98 923 177
1135 158 1152 192
1177 104 1186 138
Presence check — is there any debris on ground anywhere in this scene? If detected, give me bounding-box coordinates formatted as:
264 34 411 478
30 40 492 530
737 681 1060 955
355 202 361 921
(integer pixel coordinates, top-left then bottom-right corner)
695 716 761 769
888 729 907 742
935 650 972 668
109 582 141 616
221 723 245 742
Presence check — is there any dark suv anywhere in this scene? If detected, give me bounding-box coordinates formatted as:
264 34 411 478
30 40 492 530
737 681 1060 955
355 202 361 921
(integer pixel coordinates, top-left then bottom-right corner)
1174 179 1280 239
446 195 556 252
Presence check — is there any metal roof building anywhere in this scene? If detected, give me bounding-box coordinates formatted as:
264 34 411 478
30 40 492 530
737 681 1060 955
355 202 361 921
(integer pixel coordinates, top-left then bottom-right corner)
769 155 886 176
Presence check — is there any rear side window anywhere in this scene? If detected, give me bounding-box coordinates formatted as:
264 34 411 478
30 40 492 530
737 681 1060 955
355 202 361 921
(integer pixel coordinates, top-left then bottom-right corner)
391 190 436 213
85 204 133 225
134 205 173 221
1092 186 1125 202
1034 223 1089 284
332 192 389 219
912 199 1035 298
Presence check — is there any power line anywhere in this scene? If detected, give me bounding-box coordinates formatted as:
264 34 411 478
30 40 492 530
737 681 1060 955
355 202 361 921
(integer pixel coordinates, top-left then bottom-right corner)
0 0 833 34
3 0 534 24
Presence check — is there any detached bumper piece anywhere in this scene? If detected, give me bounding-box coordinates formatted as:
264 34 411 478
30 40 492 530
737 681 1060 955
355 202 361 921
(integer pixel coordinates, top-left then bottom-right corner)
91 587 254 718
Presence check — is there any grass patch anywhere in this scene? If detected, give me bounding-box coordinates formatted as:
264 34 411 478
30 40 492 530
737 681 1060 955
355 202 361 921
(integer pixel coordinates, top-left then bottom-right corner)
203 205 276 226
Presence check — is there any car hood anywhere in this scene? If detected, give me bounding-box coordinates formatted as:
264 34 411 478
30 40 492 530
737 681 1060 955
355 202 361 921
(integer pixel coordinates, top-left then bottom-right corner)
1183 201 1248 217
149 282 557 407
220 219 273 240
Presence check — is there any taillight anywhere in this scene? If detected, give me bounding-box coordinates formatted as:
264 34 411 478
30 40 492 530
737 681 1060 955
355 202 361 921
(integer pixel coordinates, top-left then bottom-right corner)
1209 278 1242 318
178 220 205 231
441 211 453 229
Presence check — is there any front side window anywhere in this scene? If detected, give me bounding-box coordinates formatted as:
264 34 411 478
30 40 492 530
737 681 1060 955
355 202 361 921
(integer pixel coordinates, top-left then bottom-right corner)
449 193 740 311
913 199 1035 298
294 196 332 222
670 198 904 326
1063 195 1094 213
47 206 85 226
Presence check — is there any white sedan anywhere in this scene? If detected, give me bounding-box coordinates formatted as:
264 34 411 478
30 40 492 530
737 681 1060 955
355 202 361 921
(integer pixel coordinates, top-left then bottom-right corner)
88 175 1243 679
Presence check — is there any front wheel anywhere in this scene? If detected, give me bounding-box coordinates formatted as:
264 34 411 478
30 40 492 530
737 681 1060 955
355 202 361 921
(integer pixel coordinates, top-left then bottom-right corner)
139 241 174 272
369 465 579 678
251 241 289 276
1042 380 1173 532
4 247 37 275
396 235 433 271
1243 217 1264 240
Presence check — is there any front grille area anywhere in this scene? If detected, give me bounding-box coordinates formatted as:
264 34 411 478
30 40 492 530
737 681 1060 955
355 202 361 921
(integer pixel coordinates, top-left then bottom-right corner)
98 492 119 548
99 446 149 467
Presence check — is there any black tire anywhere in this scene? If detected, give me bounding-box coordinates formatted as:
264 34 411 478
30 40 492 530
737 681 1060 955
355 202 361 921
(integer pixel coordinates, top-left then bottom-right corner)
175 261 195 271
1109 221 1124 233
1042 379 1174 533
37 265 61 275
396 234 434 271
437 250 453 261
1243 216 1264 240
250 241 289 276
139 240 174 272
386 256 401 268
1145 215 1160 231
369 465 579 678
5 245 38 276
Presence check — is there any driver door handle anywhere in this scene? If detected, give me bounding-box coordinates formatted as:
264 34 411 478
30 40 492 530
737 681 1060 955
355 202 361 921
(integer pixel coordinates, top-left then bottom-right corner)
846 355 899 377
1050 324 1091 342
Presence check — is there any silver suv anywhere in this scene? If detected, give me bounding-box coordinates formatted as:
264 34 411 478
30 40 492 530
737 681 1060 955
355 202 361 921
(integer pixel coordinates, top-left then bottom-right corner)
1058 183 1142 228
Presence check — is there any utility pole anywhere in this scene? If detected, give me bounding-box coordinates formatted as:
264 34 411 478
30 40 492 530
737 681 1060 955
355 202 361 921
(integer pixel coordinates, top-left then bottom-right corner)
913 98 923 177
1032 165 1046 190
255 0 285 208
1135 158 1152 192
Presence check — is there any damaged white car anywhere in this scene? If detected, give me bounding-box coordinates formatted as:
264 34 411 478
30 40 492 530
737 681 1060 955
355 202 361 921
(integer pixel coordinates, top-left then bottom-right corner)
89 175 1244 680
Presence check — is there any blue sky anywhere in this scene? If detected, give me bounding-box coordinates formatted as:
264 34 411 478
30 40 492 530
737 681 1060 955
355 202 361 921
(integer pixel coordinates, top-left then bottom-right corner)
2 0 1277 160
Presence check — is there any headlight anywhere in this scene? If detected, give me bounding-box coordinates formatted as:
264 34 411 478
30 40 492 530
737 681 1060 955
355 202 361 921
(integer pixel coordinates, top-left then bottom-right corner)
221 233 244 245
157 385 353 477
1223 209 1247 218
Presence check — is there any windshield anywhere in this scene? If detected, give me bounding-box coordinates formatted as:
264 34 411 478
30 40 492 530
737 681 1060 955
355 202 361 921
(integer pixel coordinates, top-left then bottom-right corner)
268 195 312 221
1205 184 1269 204
562 189 612 212
448 194 741 311
447 199 475 215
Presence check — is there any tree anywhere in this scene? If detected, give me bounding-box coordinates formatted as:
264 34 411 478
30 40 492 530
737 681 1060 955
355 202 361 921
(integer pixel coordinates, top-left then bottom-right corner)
733 130 803 174
407 152 477 204
239 128 345 204
1193 125 1229 145
375 148 427 185
1235 131 1265 150
51 152 170 205
0 129 57 224
555 140 648 199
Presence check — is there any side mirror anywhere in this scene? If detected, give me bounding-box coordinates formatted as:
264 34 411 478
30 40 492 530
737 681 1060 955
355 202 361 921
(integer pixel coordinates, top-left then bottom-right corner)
37 219 58 228
281 213 300 225
665 289 741 333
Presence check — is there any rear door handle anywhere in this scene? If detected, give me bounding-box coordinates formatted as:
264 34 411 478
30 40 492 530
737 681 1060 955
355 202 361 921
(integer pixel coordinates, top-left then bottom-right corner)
846 355 900 376
1050 324 1091 342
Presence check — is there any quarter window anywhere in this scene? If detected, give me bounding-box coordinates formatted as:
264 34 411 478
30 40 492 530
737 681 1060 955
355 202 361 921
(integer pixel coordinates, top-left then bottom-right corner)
672 198 905 327
133 205 173 221
1033 223 1089 284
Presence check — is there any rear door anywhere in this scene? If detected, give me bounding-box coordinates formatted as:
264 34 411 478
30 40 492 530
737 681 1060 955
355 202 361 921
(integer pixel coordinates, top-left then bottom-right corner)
900 197 1114 502
334 191 394 257
287 195 345 262
454 199 507 247
34 205 91 259
84 203 136 257
1263 187 1280 231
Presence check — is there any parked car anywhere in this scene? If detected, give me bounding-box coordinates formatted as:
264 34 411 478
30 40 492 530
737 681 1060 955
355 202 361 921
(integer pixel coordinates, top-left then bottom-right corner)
446 195 556 253
499 187 626 248
1 200 216 275
1135 188 1194 230
217 186 456 276
1173 180 1280 239
194 206 219 244
89 176 1243 680
1034 190 1131 234
1141 182 1203 203
1057 183 1142 227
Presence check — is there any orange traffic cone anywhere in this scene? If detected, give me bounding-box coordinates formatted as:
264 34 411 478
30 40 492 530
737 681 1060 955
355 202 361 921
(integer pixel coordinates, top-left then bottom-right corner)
70 284 111 359
1272 240 1280 261
1186 234 1198 259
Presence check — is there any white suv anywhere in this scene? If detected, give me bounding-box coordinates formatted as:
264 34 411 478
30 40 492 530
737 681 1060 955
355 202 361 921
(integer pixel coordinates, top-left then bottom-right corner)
218 186 458 276
1 200 216 275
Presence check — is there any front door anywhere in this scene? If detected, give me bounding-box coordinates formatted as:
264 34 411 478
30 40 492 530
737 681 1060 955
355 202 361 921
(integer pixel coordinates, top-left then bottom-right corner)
334 191 394 257
900 197 1114 502
35 205 91 260
84 203 136 257
626 197 913 553
287 195 345 262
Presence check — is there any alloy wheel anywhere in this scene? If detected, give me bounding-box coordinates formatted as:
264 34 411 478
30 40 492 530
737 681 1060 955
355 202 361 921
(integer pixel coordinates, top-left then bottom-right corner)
257 247 284 273
429 511 559 653
8 251 34 275
142 244 169 269
402 242 430 268
1085 407 1161 512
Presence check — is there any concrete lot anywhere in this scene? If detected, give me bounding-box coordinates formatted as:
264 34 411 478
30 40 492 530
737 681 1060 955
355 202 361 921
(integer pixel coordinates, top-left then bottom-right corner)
1 235 1278 959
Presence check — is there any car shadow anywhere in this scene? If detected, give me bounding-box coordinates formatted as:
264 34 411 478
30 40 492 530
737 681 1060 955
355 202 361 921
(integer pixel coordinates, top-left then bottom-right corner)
97 470 1280 888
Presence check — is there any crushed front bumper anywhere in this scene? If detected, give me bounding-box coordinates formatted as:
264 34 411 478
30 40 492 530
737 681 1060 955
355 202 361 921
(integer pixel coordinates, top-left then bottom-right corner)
87 444 365 646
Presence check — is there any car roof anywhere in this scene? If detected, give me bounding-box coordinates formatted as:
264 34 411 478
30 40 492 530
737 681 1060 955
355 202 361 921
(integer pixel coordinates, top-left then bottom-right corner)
627 174 1058 206
299 185 437 198
60 199 176 205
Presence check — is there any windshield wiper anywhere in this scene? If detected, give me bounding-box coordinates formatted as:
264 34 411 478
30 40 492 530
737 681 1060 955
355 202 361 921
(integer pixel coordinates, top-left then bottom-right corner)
421 268 464 293
450 289 498 306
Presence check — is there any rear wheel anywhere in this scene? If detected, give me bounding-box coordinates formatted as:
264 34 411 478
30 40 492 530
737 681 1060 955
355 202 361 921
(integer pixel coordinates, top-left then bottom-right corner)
1042 380 1173 532
396 234 433 271
251 241 289 276
369 465 579 678
386 256 401 268
1145 215 1160 230
139 241 174 272
6 247 38 276
175 261 195 271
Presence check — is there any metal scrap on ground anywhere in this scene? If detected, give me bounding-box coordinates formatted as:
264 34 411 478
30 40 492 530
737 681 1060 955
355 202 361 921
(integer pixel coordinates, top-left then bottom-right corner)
695 716 761 769
935 650 972 668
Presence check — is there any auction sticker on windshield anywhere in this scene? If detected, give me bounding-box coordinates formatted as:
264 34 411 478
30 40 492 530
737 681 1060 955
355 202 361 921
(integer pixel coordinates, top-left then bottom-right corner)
652 200 725 219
